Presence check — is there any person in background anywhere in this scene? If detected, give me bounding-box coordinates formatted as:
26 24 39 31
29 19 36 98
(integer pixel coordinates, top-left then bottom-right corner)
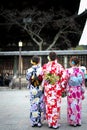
79 63 86 74
66 56 85 127
79 63 87 85
26 55 45 127
41 52 67 129
0 73 4 86
4 72 11 86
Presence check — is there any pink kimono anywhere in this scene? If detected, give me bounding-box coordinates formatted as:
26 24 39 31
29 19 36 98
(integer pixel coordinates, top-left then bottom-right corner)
66 67 85 126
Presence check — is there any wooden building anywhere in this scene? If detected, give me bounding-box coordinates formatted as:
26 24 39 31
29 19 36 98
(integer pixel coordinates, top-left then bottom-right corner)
0 50 87 77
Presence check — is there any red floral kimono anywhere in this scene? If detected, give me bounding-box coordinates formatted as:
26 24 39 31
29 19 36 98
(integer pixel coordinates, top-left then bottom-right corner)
41 59 67 128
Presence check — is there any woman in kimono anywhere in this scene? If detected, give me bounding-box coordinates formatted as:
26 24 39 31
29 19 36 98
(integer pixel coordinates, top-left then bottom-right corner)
26 55 45 127
66 56 85 127
41 52 67 129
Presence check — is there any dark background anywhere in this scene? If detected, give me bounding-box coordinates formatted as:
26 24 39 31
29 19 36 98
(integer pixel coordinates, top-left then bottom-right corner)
0 0 85 50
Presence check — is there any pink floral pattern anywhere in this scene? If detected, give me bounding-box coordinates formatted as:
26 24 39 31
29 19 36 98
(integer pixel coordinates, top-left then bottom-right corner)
66 67 85 126
42 60 67 127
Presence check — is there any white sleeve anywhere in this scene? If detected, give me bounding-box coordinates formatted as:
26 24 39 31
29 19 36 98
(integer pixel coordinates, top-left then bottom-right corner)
26 68 33 81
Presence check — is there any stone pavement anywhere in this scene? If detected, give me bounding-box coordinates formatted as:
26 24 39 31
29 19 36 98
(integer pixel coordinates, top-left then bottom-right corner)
0 86 87 130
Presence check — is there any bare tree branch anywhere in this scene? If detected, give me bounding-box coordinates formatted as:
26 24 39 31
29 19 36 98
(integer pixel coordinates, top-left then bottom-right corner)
0 8 81 49
46 31 62 50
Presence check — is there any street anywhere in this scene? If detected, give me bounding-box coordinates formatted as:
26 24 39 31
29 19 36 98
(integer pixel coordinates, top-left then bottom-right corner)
0 87 87 130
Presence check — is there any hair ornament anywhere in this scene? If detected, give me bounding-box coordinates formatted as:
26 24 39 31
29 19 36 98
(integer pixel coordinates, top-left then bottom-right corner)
47 56 51 61
31 60 37 65
72 61 75 65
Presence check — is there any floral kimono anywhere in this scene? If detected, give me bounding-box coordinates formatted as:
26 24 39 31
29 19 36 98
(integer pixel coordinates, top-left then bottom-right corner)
41 59 67 128
26 64 45 126
66 67 85 126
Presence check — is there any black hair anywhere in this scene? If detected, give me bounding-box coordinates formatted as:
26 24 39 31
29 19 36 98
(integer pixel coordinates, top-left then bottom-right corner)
31 55 40 64
49 52 57 61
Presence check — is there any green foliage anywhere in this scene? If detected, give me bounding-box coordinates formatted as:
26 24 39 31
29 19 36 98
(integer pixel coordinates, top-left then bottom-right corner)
75 45 84 50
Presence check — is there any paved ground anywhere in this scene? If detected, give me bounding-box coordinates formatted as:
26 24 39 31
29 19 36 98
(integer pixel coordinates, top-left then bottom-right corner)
0 86 87 130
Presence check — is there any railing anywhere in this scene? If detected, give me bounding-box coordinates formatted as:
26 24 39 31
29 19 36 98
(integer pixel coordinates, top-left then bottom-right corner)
0 50 87 56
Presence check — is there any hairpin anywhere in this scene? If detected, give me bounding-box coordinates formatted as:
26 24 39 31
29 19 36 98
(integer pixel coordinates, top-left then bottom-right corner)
47 56 51 61
71 61 75 65
31 60 37 65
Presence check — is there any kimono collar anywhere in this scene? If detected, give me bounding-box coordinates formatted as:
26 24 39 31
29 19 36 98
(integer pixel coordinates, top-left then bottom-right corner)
32 64 41 69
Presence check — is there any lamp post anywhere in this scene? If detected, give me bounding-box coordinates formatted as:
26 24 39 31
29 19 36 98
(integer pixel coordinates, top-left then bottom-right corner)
18 41 23 89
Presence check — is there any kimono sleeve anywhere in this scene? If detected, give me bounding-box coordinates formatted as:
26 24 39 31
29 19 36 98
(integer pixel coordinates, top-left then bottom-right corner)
60 66 68 89
26 68 32 81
